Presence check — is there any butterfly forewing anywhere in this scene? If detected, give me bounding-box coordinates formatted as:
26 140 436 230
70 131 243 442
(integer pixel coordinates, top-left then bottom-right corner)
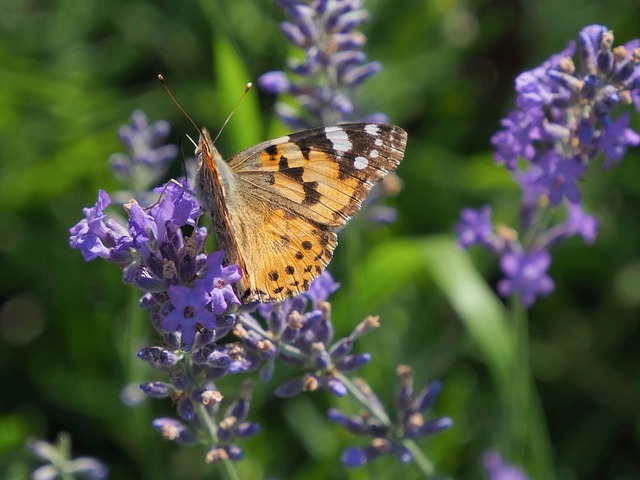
228 123 407 227
196 123 407 303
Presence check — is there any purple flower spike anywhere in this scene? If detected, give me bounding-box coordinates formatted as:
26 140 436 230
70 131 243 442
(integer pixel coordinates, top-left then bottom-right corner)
259 0 384 127
331 367 451 468
109 110 179 193
460 25 640 307
497 250 555 307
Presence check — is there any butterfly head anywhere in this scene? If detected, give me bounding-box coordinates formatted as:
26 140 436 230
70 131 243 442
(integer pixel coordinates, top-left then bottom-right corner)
195 128 220 172
193 127 230 217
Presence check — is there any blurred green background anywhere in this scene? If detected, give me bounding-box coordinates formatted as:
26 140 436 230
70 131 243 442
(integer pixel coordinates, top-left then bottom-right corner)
1 0 639 478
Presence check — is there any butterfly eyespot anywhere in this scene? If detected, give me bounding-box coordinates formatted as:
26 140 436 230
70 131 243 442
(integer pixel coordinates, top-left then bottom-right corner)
295 252 305 260
302 241 313 250
268 271 279 281
285 266 295 275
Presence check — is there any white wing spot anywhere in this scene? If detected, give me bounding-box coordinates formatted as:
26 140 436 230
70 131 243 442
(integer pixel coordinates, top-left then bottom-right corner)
354 156 369 170
365 124 379 136
272 135 291 145
374 138 383 147
370 149 379 159
324 126 352 152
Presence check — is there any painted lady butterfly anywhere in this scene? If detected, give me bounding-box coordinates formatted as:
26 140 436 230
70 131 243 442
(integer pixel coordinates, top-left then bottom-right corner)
194 123 407 304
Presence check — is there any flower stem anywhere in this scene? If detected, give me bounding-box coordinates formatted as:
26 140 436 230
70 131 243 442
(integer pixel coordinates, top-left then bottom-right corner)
509 297 530 461
508 297 555 479
194 390 239 480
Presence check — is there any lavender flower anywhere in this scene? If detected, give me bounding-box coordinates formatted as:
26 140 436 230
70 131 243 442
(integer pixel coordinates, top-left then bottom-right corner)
259 0 384 128
221 272 376 395
109 110 179 202
482 451 528 480
458 25 640 307
70 180 241 351
28 433 108 480
329 366 452 468
497 249 555 307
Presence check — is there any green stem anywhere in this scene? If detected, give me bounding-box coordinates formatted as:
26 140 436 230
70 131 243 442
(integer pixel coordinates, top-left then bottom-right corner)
187 356 239 480
338 373 390 425
509 297 530 461
508 297 555 479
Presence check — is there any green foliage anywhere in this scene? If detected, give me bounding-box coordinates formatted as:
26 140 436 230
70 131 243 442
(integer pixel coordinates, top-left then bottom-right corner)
1 0 639 478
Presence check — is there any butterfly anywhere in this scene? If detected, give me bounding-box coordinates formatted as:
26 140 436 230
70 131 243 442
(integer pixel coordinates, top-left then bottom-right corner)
193 123 407 304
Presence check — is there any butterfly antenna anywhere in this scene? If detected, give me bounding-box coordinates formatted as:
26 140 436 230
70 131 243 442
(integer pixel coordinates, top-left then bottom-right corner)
212 82 252 144
158 74 200 133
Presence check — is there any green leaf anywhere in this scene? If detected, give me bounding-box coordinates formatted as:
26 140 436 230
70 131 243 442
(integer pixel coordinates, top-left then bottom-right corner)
420 236 513 389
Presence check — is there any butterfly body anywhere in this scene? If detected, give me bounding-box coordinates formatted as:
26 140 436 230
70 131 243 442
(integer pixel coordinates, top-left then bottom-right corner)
194 123 407 304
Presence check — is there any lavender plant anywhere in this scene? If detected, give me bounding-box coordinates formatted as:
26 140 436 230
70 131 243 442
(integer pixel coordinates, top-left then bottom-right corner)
457 25 640 307
69 1 451 477
454 25 640 476
258 0 386 128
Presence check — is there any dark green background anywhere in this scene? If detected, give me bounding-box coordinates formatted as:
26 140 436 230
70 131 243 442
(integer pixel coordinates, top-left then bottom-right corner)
1 1 639 478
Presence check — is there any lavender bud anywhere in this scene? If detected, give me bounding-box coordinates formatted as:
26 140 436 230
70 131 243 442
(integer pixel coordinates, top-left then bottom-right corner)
236 422 261 438
336 353 371 372
612 58 636 83
416 417 454 436
258 71 291 95
332 9 370 34
342 447 367 468
413 380 442 412
152 417 197 444
597 51 614 75
137 346 180 369
140 381 173 398
341 61 382 87
280 21 308 47
323 376 347 397
225 444 244 461
275 374 319 397
177 397 195 420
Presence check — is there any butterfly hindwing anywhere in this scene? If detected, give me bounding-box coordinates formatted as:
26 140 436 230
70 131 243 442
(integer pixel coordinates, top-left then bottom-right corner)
224 189 337 303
